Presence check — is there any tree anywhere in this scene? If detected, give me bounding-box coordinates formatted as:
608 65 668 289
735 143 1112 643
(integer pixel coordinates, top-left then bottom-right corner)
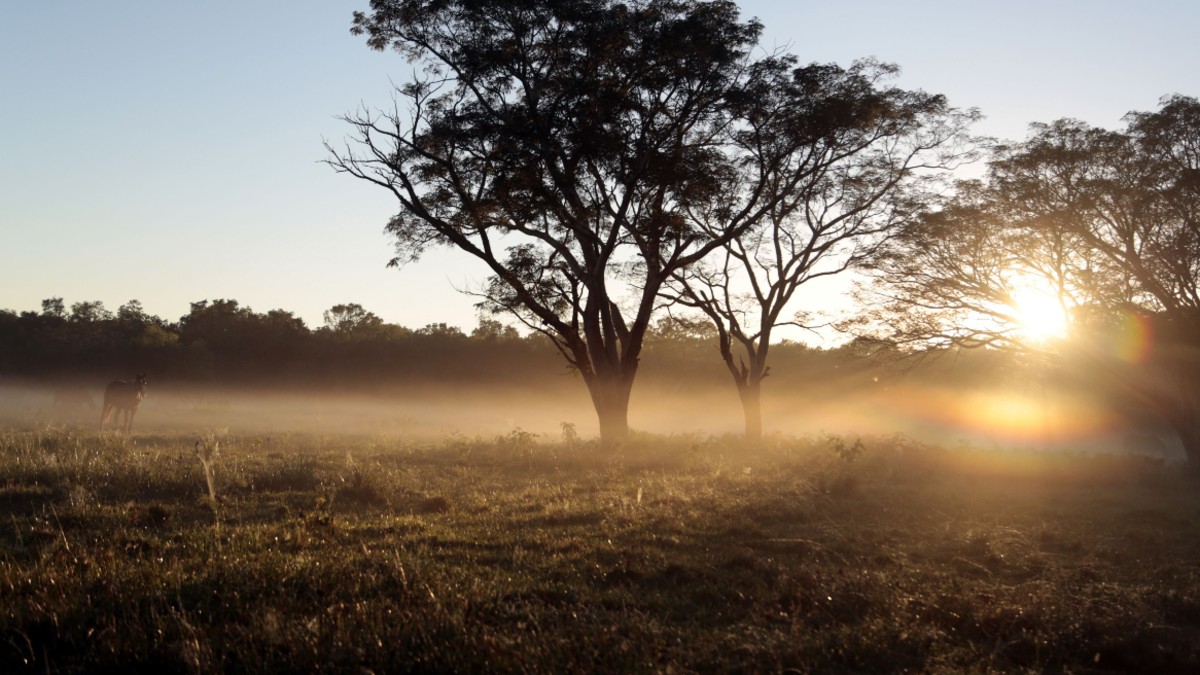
471 317 520 341
179 300 253 347
661 59 977 438
41 297 65 319
178 300 309 378
863 95 1200 465
69 301 113 323
117 299 160 326
416 322 466 338
323 303 385 336
329 0 826 445
255 309 310 359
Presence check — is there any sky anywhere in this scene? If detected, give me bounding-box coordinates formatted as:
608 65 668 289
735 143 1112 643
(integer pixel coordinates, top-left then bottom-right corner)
2 1 1198 339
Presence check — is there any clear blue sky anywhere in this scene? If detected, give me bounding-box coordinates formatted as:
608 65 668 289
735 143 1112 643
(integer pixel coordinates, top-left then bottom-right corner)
2 1 1197 334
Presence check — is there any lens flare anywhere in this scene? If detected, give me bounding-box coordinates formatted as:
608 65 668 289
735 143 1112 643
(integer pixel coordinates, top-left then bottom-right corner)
850 384 1124 449
1110 312 1154 364
1009 286 1069 343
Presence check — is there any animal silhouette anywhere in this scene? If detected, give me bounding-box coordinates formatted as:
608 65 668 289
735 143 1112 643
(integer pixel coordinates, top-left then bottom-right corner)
100 374 147 432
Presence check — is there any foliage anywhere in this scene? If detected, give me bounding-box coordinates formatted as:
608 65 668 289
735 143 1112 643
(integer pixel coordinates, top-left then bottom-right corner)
827 434 865 463
862 95 1200 463
0 298 181 377
328 0 928 445
321 303 384 336
659 57 978 438
0 298 559 389
866 95 1200 349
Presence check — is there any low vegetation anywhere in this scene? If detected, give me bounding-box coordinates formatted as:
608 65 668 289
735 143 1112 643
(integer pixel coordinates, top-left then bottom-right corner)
1 427 1198 673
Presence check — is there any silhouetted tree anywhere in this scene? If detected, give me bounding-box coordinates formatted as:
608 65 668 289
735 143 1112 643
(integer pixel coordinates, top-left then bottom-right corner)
117 299 159 326
864 95 1200 465
178 300 309 379
471 318 520 342
253 310 310 367
0 293 1039 405
41 298 65 319
416 323 465 338
69 301 113 323
323 303 385 336
661 59 977 439
179 300 252 351
0 309 18 372
329 0 863 445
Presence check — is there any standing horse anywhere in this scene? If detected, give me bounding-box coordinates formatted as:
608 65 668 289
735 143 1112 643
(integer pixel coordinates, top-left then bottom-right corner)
100 374 147 432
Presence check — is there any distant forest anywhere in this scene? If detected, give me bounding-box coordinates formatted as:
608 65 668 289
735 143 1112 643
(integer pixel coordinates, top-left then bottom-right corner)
0 297 1025 395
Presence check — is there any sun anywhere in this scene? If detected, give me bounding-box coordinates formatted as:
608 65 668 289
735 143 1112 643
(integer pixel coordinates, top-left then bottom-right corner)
1009 286 1069 342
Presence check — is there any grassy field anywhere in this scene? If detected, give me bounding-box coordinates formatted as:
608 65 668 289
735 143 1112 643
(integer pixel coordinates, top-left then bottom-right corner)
1 426 1199 673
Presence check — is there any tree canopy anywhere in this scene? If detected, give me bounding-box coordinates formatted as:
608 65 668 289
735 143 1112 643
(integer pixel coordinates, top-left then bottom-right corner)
660 58 977 438
328 0 975 445
862 95 1200 463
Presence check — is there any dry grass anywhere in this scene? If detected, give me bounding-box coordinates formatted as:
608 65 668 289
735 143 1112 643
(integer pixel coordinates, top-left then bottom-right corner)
1 427 1198 673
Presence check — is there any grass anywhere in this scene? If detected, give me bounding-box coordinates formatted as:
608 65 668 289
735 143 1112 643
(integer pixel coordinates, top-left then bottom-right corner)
1 427 1199 673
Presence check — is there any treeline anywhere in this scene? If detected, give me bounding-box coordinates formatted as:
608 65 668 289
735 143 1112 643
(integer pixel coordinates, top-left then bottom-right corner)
0 298 549 389
0 297 1034 396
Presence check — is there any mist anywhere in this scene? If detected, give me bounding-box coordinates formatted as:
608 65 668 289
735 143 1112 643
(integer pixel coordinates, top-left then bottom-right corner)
1 375 1184 462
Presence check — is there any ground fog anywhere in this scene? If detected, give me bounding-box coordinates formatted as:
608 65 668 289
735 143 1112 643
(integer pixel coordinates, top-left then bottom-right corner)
1 376 1185 461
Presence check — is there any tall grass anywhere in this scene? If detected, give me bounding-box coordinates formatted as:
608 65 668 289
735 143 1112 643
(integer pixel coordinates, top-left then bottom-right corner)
0 427 1198 672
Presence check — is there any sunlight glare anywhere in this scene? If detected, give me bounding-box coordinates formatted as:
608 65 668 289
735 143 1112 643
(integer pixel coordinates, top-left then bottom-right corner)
1009 286 1069 342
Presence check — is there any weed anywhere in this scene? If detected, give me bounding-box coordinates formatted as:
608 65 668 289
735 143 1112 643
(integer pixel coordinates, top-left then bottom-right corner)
497 427 540 464
560 421 579 447
335 456 387 507
194 435 220 507
827 434 866 463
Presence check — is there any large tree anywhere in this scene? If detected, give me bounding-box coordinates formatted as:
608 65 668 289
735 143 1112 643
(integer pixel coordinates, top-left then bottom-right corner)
864 95 1200 465
660 59 977 439
328 0 853 445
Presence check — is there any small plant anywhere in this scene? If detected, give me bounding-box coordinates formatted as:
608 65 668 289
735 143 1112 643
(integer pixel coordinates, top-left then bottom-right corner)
195 436 220 505
560 421 579 447
195 435 222 537
335 453 386 506
827 435 865 463
497 427 538 460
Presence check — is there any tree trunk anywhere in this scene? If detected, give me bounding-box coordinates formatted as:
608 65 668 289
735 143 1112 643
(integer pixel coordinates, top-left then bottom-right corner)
718 341 767 441
596 398 630 447
587 376 633 448
737 380 763 441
